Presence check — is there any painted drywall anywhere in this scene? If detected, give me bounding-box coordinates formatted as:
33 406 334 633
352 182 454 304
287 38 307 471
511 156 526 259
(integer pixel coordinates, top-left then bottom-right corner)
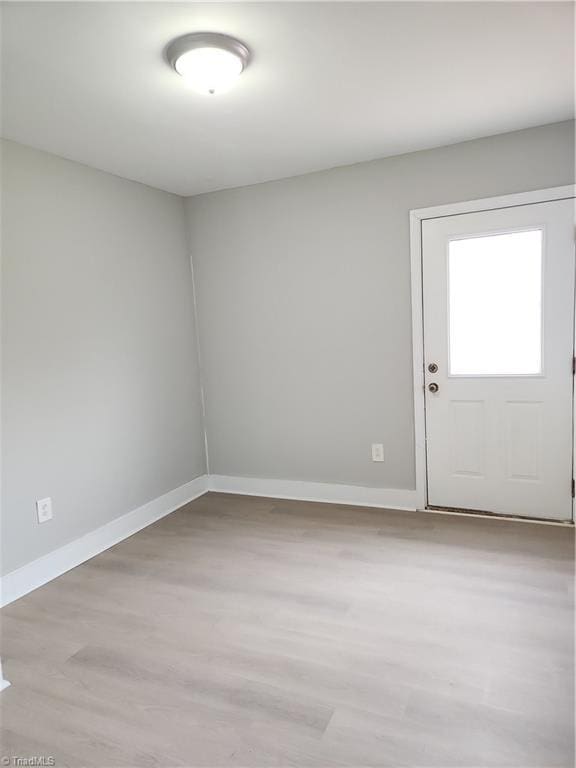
186 120 575 490
1 140 206 575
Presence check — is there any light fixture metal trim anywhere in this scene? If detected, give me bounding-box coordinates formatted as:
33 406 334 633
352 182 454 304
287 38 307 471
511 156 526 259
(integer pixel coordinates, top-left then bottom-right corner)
165 32 251 75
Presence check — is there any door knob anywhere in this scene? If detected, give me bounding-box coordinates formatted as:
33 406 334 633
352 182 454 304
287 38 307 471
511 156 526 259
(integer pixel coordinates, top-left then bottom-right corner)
428 383 439 393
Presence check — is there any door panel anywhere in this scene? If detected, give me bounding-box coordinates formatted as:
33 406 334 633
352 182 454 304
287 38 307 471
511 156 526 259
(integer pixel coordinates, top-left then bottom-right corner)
423 199 574 520
505 401 541 481
450 400 484 477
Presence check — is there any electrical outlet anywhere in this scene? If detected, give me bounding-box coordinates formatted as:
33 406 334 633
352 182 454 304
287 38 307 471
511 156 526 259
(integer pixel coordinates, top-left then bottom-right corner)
36 497 53 523
371 443 384 462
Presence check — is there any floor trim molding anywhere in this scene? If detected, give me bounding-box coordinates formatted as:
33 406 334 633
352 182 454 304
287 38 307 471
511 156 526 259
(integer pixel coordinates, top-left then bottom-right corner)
3 471 560 611
209 474 418 511
0 475 209 608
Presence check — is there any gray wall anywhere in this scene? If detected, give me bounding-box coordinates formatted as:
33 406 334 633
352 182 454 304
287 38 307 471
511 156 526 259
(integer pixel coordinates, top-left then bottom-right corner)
186 121 575 490
1 140 206 575
3 121 573 575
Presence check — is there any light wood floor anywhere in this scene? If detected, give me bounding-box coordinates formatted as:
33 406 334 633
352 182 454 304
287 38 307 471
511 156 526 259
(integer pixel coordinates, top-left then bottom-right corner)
1 493 574 768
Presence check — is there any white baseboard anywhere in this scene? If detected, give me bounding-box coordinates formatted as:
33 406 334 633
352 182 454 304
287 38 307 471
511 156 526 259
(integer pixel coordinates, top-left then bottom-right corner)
0 473 418 609
0 475 209 608
208 474 418 511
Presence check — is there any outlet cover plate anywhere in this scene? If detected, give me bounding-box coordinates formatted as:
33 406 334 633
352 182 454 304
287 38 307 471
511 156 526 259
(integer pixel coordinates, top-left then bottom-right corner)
36 497 53 523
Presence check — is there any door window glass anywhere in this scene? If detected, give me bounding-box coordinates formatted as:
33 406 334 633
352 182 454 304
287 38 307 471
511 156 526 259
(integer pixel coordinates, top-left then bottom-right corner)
448 229 542 375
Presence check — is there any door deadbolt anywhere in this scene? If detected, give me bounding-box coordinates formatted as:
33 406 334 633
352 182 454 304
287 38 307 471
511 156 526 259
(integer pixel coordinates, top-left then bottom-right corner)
428 363 438 373
428 383 439 393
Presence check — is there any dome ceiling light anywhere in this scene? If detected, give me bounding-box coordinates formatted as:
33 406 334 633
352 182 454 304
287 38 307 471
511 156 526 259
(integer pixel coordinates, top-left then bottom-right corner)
166 32 251 95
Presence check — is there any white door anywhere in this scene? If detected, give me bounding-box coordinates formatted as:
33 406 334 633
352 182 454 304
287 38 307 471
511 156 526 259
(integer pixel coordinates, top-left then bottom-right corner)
422 198 575 520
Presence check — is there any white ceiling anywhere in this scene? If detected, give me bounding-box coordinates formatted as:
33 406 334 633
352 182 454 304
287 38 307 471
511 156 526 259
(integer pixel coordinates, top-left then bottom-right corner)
2 1 573 196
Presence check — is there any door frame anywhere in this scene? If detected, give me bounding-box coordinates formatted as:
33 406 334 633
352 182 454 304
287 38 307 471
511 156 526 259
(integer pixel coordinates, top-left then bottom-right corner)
409 185 576 518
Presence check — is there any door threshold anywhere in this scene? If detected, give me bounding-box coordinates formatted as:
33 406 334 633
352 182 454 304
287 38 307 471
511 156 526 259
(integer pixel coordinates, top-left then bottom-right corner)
422 505 573 526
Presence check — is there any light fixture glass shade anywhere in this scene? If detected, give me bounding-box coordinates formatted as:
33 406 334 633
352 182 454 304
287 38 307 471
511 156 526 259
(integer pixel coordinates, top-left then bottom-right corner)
166 33 250 95
175 47 243 93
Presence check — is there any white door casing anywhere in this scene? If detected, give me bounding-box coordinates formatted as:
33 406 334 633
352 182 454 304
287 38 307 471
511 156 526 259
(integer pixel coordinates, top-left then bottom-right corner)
418 197 574 521
0 658 9 692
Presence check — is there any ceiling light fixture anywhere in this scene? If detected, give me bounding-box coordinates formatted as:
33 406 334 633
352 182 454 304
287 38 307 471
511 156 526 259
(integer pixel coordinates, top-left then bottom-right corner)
166 32 250 95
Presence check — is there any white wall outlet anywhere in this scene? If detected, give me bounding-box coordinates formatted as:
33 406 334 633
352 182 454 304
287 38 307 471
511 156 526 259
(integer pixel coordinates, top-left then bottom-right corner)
36 497 53 523
371 443 384 462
